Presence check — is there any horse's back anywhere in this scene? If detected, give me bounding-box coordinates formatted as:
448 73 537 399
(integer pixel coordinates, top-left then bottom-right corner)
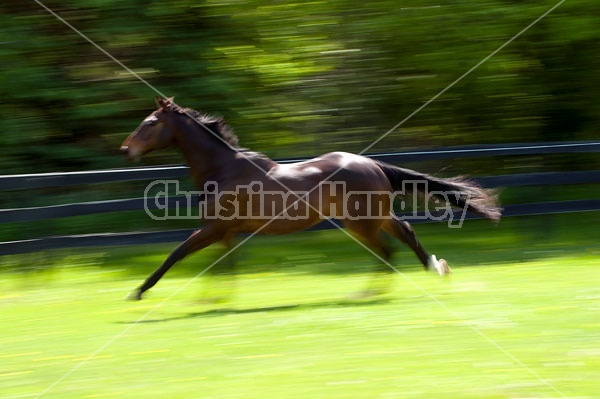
267 151 384 188
277 151 377 174
317 152 390 189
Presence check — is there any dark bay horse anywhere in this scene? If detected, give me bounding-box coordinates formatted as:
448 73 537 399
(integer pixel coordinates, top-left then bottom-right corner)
121 97 501 300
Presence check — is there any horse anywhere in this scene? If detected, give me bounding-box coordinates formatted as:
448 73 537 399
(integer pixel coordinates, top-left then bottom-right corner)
120 97 501 300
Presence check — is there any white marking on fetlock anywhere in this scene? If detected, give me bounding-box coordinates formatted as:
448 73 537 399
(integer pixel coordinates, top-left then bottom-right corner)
428 254 445 275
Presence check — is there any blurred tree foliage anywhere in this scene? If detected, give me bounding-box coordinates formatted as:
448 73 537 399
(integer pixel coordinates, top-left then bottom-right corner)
1 0 599 175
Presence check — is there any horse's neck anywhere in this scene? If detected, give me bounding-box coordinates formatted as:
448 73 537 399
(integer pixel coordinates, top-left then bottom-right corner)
177 132 237 185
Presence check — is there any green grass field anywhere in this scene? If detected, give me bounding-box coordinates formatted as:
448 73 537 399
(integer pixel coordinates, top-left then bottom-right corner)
1 214 599 399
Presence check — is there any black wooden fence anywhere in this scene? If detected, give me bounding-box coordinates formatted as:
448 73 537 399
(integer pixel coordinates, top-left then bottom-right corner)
1 141 598 255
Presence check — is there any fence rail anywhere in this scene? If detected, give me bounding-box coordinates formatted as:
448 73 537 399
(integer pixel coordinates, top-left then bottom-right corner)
2 170 599 224
1 200 598 256
1 140 598 255
2 141 598 190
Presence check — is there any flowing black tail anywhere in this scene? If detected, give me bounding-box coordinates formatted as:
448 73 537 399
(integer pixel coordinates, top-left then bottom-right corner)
376 161 502 221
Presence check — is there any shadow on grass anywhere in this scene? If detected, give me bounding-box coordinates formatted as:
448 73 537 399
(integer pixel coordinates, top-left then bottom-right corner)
117 297 391 324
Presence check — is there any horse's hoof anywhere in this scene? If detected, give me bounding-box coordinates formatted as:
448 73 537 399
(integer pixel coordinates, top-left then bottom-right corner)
126 288 143 301
194 296 230 305
347 289 384 300
438 259 451 275
428 255 451 276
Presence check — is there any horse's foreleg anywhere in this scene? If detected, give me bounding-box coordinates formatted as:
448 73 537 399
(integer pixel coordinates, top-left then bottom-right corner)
129 228 223 300
384 217 450 275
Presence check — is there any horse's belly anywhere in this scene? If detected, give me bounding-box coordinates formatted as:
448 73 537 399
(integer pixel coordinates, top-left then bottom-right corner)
237 216 324 235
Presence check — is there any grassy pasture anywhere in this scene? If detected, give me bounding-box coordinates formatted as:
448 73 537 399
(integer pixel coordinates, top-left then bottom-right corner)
1 214 599 398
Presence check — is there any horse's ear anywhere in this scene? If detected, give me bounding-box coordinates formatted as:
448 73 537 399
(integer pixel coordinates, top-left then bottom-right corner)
155 96 175 109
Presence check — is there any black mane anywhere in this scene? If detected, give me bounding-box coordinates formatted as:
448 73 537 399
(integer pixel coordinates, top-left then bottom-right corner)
180 108 240 148
168 103 272 163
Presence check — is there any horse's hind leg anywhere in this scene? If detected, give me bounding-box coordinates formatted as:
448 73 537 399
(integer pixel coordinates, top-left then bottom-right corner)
129 227 223 300
342 220 395 298
383 217 450 275
199 232 238 303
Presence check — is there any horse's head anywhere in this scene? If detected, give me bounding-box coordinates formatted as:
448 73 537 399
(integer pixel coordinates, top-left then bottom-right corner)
120 97 179 161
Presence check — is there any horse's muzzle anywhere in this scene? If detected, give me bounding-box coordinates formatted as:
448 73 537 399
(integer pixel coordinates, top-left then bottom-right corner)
120 145 141 162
